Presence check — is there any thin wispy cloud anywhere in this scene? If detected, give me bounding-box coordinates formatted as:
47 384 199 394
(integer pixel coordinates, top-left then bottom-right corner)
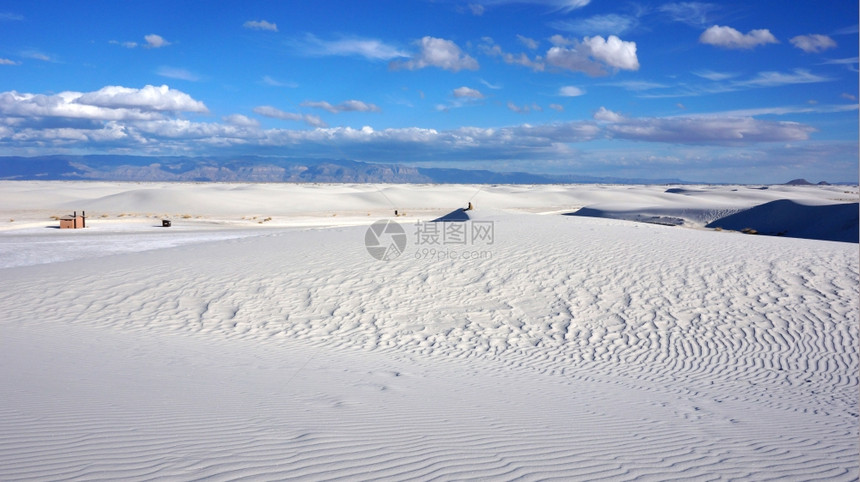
831 24 859 36
480 38 545 71
0 12 23 21
607 80 670 91
517 35 539 50
821 56 858 71
471 0 590 14
551 14 639 36
693 70 737 81
109 40 139 48
260 76 297 88
223 114 260 127
606 115 815 144
253 105 326 127
737 69 833 88
639 69 834 98
156 66 201 82
706 103 859 118
479 79 503 90
21 50 55 62
436 86 486 111
297 34 407 61
507 101 543 113
110 34 171 49
659 2 718 27
300 100 381 113
243 20 278 32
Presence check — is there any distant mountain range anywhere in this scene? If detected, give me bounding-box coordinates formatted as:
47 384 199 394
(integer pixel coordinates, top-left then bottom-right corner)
784 178 831 186
0 155 690 184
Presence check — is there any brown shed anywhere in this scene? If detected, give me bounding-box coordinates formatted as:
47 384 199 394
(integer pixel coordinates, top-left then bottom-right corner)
59 211 86 229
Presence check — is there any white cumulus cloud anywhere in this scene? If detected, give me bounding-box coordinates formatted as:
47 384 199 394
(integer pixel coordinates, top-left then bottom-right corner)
76 85 208 113
144 34 170 48
790 34 836 53
391 37 479 72
699 25 778 49
453 86 484 99
546 35 639 75
0 85 208 126
593 106 624 122
559 86 585 97
583 35 639 70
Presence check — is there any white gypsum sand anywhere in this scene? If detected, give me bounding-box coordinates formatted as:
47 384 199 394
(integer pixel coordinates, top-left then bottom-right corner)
0 181 857 480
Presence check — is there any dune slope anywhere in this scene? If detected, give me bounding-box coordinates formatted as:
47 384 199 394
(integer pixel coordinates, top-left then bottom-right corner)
706 199 859 242
1 203 857 479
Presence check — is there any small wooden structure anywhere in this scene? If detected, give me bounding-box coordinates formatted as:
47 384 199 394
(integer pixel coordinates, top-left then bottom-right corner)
59 211 86 229
162 219 172 227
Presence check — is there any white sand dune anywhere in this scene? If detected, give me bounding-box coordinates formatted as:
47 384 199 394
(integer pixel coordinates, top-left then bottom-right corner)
0 181 857 480
567 185 859 231
705 199 859 242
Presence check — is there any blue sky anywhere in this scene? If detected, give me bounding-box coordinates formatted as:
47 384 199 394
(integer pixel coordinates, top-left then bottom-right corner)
1 0 857 183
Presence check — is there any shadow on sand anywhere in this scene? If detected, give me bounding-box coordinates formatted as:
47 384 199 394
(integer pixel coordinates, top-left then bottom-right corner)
432 208 471 222
706 200 858 243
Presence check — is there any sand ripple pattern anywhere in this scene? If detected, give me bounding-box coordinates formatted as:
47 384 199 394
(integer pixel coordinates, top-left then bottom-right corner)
1 215 857 480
